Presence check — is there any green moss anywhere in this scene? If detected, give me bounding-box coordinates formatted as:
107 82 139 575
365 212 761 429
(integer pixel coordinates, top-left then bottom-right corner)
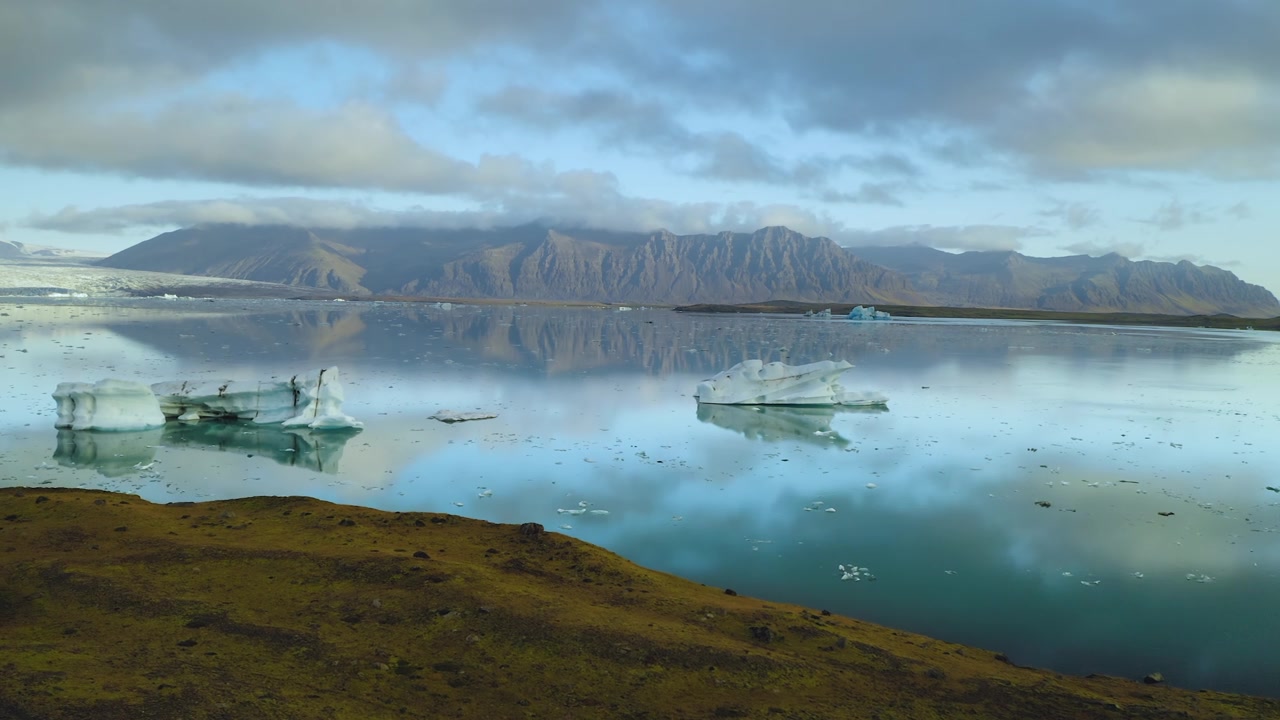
2 488 1276 719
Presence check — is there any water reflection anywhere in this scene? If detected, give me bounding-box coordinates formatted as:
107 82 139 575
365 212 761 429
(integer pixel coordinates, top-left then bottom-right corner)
696 403 887 447
53 428 162 476
54 423 361 475
22 298 1269 378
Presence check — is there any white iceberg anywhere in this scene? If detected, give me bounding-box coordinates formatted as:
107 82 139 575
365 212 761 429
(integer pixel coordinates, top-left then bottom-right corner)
152 367 362 429
694 359 888 407
847 305 891 320
52 379 166 431
52 367 362 431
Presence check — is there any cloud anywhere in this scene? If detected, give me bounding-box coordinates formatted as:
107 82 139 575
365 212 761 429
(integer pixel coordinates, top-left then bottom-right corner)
477 85 908 188
23 194 847 242
1006 65 1280 179
840 224 1046 252
0 1 592 106
820 183 904 206
25 198 499 234
628 2 1280 179
1144 253 1240 269
1062 240 1146 260
1039 201 1101 230
1138 200 1211 232
0 96 600 199
4 0 1280 236
1225 201 1252 220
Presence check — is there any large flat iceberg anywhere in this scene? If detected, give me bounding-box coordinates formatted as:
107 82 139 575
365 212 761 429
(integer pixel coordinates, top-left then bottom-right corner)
53 367 362 431
695 359 888 407
152 367 361 429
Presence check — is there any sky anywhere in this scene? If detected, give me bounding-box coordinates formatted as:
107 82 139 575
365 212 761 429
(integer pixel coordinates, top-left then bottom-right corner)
1 1 1278 293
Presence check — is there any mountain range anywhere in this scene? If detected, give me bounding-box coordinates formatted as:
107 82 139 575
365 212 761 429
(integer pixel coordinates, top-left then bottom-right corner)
96 224 1280 317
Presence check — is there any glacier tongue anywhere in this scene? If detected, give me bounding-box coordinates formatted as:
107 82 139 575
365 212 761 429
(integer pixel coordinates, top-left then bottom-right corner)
694 359 888 407
53 367 362 432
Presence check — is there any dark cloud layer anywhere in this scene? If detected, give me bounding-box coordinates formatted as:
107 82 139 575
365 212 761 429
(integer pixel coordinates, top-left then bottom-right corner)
2 1 1279 239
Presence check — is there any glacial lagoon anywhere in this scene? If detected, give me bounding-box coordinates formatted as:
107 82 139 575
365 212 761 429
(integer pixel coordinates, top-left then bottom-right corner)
2 297 1279 696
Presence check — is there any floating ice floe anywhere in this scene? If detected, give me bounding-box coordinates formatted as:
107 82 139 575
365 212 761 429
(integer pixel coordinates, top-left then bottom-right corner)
52 379 166 431
694 360 888 407
430 410 498 423
53 367 363 431
847 305 891 321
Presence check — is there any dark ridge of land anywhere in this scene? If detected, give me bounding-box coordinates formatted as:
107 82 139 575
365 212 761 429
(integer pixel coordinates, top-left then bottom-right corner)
2 488 1276 719
674 301 1280 331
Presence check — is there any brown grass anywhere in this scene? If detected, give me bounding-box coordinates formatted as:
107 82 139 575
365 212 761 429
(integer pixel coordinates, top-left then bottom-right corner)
2 488 1275 719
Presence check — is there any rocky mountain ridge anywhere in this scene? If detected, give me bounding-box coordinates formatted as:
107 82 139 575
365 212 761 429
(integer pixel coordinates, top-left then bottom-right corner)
97 224 1280 316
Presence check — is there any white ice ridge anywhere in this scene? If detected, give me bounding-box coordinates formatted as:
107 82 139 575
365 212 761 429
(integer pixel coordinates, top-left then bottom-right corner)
694 359 889 406
53 367 362 431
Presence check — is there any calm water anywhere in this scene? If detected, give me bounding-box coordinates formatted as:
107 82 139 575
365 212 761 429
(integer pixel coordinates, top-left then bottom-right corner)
3 297 1279 696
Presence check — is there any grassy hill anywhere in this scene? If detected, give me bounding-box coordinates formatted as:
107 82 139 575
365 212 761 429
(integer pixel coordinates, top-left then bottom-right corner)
2 488 1275 719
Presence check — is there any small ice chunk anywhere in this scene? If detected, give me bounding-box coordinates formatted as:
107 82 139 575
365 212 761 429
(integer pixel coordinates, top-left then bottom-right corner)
847 305 891 321
430 410 498 423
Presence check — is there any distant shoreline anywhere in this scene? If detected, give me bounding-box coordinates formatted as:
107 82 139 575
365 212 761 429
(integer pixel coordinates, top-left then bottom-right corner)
4 284 1276 331
674 300 1280 331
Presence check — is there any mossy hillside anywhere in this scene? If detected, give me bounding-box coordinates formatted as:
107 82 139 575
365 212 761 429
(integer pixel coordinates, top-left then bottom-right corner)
1 489 1275 720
